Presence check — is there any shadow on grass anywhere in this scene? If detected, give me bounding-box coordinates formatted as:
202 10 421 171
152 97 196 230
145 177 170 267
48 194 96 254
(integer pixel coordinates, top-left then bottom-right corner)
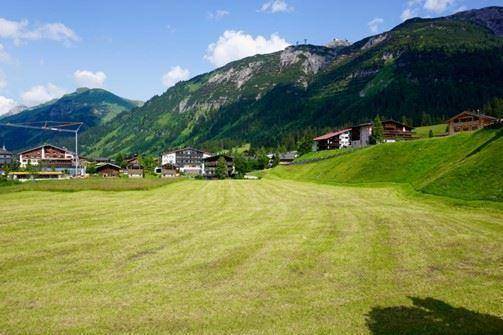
366 297 503 335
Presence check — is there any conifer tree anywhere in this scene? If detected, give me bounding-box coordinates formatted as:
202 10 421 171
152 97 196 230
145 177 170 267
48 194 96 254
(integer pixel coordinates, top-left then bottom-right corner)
373 115 385 144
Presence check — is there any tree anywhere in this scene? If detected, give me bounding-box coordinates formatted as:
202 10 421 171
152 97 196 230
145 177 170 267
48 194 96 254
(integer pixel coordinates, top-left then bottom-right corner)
215 157 228 179
483 98 503 118
86 163 97 175
115 153 126 168
373 115 385 144
428 129 434 138
297 136 312 156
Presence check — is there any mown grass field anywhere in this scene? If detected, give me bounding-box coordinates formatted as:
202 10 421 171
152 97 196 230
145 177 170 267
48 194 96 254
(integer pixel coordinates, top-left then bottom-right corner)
1 179 502 334
0 177 178 194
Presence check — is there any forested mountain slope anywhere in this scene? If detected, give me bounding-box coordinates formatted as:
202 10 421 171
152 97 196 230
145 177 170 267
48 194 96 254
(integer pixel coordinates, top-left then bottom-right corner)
0 88 140 152
86 7 503 156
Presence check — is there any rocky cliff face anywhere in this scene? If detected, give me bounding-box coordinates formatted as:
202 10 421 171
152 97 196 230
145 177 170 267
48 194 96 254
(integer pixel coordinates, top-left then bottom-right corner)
451 6 503 36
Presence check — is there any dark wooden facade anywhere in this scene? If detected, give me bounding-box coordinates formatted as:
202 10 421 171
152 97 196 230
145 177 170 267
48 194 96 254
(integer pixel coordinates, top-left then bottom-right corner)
126 156 144 178
447 111 498 135
313 128 352 151
161 163 178 178
202 155 234 178
382 120 413 141
96 163 121 177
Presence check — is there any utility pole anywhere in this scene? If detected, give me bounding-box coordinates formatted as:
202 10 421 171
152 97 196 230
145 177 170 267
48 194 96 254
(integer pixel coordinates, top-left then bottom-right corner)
0 121 84 177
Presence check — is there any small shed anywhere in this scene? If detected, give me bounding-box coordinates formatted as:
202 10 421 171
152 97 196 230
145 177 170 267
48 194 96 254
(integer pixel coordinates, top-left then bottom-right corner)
279 151 298 165
96 163 121 177
447 111 498 135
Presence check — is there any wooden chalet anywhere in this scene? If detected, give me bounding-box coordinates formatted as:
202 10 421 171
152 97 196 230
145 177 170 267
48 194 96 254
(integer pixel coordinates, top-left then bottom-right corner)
447 111 498 135
125 156 144 178
18 144 85 175
279 151 298 165
382 120 413 142
313 128 352 151
95 163 121 177
161 163 179 178
202 154 235 178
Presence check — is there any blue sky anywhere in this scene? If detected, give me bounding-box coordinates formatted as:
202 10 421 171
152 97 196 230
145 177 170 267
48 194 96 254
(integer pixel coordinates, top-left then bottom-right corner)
0 0 500 113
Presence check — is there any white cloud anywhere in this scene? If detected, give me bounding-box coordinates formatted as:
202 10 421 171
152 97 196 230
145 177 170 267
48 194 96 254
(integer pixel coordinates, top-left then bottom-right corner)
424 0 455 14
21 83 66 107
401 8 416 21
368 18 384 33
0 96 17 116
204 30 290 67
73 70 107 88
162 66 190 88
454 5 467 13
207 10 230 21
0 17 79 46
0 43 10 63
259 0 294 13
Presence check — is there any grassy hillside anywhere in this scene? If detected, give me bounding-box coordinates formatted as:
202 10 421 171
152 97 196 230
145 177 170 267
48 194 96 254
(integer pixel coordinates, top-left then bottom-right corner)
265 129 503 201
414 123 448 138
1 180 502 333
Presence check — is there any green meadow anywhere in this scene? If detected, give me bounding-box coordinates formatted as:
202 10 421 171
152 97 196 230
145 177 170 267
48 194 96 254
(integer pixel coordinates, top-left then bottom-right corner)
1 178 502 334
1 129 503 334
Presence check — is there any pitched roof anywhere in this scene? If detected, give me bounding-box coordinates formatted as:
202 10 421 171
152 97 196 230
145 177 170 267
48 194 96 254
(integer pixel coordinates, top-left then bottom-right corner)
18 143 73 155
203 154 233 162
313 128 352 141
162 147 206 155
279 151 298 160
382 119 413 130
96 162 121 170
447 111 499 122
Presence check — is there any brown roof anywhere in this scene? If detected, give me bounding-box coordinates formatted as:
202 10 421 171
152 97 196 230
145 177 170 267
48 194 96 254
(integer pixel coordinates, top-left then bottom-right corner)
447 111 498 122
382 119 413 130
162 147 205 155
96 163 121 170
18 143 73 155
313 128 352 141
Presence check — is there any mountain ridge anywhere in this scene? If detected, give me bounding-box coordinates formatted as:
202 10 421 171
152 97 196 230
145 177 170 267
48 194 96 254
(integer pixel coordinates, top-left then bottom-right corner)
0 88 140 152
84 6 502 156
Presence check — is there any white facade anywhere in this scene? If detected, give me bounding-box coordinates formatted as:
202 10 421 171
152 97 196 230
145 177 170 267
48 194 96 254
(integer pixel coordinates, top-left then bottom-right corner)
161 152 176 166
19 146 75 167
339 133 351 149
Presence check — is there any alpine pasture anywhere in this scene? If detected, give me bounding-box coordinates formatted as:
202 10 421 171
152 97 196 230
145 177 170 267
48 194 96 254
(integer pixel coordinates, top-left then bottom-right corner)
1 175 502 333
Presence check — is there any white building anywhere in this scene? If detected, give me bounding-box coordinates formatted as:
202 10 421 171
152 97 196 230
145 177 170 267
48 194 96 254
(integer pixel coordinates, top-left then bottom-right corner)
161 147 212 175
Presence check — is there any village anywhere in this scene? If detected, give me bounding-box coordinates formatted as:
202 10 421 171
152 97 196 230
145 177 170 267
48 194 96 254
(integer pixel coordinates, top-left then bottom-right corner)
0 110 500 181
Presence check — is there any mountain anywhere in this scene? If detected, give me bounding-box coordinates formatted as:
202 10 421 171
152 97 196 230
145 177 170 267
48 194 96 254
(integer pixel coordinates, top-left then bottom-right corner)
0 105 28 119
0 88 140 152
84 7 503 157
